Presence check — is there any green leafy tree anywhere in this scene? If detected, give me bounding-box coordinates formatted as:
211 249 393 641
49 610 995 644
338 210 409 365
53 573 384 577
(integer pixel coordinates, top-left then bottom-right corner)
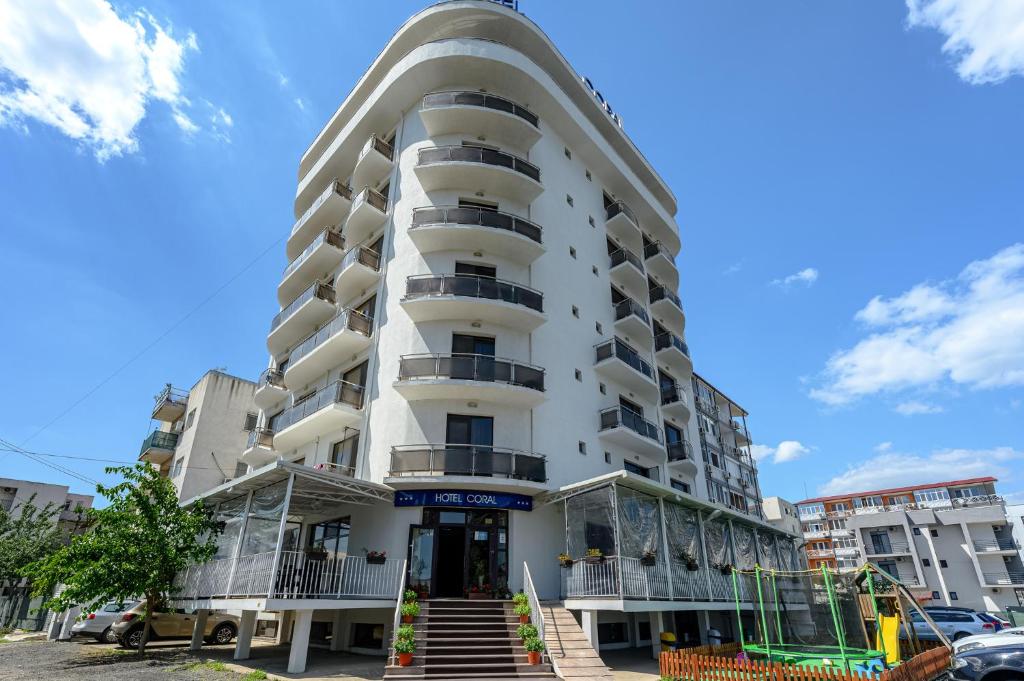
24 464 220 653
0 495 64 626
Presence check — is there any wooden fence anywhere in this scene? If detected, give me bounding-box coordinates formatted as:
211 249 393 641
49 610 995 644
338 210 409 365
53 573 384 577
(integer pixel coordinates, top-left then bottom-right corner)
660 645 950 681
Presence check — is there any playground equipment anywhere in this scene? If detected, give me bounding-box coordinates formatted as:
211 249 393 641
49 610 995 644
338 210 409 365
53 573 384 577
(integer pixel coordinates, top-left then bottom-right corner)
731 563 948 672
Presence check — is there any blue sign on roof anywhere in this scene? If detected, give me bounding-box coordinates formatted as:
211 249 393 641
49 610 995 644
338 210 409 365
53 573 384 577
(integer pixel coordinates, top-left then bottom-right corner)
394 489 532 511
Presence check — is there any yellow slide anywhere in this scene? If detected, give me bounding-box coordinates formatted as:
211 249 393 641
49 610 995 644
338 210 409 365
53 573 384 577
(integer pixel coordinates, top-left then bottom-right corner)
876 614 900 665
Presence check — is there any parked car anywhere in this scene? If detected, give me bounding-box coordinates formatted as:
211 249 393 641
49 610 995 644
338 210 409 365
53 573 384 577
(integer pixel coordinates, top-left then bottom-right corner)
902 609 995 641
955 627 1024 654
950 642 1024 681
110 603 239 648
70 600 139 642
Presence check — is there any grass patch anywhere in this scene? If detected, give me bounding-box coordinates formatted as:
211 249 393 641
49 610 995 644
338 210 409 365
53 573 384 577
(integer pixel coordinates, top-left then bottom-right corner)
171 660 230 673
240 671 268 680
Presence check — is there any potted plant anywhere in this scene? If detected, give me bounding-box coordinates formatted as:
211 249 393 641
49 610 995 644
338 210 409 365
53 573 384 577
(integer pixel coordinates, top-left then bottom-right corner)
400 600 420 623
715 563 733 576
403 589 417 603
523 636 545 664
512 592 529 606
514 602 531 625
558 552 573 568
679 550 700 571
467 583 492 600
396 623 415 641
584 548 605 565
640 549 657 567
366 550 387 565
516 623 538 641
394 637 415 666
305 545 328 561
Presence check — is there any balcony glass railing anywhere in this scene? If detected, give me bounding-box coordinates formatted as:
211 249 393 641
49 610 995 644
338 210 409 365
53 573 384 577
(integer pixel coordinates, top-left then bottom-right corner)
667 440 692 463
340 245 381 273
269 380 364 433
257 368 285 391
153 385 188 410
422 91 540 128
595 338 653 380
649 285 683 310
613 298 649 325
412 205 542 244
644 241 673 261
661 383 686 407
270 282 336 332
398 353 545 392
352 186 388 213
287 309 373 367
606 200 637 225
974 538 1019 552
363 134 393 162
283 229 344 279
417 145 540 183
140 430 179 455
390 444 546 482
609 247 644 272
246 427 275 451
865 541 910 555
599 407 662 443
655 333 689 357
291 181 353 237
404 274 543 313
983 572 1024 585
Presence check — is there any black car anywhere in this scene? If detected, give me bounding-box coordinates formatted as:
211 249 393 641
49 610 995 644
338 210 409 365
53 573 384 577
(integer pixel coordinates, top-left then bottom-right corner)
950 642 1024 681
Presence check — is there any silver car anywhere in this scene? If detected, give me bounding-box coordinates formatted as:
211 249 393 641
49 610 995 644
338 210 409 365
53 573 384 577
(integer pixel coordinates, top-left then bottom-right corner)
71 601 139 643
905 609 995 641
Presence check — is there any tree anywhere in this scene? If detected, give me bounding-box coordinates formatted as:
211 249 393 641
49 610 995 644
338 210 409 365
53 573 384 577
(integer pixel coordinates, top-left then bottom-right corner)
0 495 64 626
24 464 220 653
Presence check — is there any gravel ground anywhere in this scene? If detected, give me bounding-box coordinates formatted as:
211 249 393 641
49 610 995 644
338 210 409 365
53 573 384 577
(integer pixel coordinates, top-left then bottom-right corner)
0 639 254 681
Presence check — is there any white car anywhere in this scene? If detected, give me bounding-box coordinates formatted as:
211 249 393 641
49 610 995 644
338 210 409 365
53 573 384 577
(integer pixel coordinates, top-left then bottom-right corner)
953 626 1024 654
70 601 139 643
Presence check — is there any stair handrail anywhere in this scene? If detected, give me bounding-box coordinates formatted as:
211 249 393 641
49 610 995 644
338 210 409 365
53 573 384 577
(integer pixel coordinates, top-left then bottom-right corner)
388 558 408 666
523 562 545 663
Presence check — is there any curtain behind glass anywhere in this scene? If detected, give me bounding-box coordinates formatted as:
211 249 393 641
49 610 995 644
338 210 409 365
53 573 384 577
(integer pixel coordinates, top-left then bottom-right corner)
213 494 248 559
566 486 616 558
664 502 701 564
733 524 756 569
756 530 779 570
240 481 288 556
777 537 798 571
703 518 732 568
616 487 662 558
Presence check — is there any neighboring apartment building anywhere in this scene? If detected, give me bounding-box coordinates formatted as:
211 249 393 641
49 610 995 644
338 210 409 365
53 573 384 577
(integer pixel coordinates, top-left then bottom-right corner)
1007 504 1024 572
763 496 801 537
169 2 796 673
139 370 258 501
796 477 1023 613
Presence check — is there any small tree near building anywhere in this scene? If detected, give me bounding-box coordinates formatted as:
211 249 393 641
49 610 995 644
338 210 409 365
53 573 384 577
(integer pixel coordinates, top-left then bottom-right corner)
0 495 64 626
24 464 220 653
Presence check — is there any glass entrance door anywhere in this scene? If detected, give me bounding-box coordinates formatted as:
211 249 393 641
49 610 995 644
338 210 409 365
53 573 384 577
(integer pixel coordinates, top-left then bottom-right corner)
409 508 509 598
407 525 435 598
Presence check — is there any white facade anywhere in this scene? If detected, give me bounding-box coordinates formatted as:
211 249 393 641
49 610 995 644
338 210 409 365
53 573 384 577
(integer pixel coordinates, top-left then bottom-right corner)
0 477 92 533
762 496 801 537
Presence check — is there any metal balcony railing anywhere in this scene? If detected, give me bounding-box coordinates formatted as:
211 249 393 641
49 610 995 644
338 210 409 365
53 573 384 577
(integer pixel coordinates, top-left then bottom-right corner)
655 332 689 358
283 228 344 279
421 91 539 128
599 407 663 443
973 538 1019 552
404 274 543 313
340 244 381 274
732 420 750 440
644 241 673 261
595 338 654 380
661 383 686 408
666 440 692 463
614 297 649 325
606 200 637 225
270 282 336 332
140 430 179 455
649 285 683 310
389 444 546 483
291 181 353 238
353 186 388 213
288 309 373 367
952 494 1004 508
257 368 285 391
865 541 911 555
398 353 545 392
269 380 364 433
417 145 540 183
411 205 542 244
364 134 393 161
983 572 1024 586
246 427 274 451
609 247 644 272
153 385 188 411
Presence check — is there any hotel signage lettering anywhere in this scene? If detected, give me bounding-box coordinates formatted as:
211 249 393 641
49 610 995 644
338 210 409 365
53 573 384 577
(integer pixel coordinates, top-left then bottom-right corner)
394 489 533 511
582 76 623 128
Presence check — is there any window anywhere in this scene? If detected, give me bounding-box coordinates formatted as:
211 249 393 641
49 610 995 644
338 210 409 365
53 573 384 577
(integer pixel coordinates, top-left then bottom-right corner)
592 265 599 276
452 333 495 356
171 458 183 477
578 441 587 455
564 147 571 159
569 246 576 258
446 414 494 448
599 383 606 394
243 412 258 431
585 169 592 181
566 194 574 207
670 480 690 494
604 452 611 464
623 460 650 478
931 591 941 601
308 516 351 558
571 305 579 318
939 559 948 568
930 529 938 537
915 488 950 504
950 591 958 600
185 409 196 430
595 322 603 334
351 622 383 650
922 558 931 567
233 462 248 478
455 261 497 278
912 527 921 536
588 215 595 227
331 434 359 477
574 369 582 382
459 197 498 211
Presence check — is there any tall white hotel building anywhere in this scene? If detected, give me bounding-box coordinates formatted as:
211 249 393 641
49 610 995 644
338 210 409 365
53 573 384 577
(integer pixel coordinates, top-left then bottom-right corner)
173 1 799 674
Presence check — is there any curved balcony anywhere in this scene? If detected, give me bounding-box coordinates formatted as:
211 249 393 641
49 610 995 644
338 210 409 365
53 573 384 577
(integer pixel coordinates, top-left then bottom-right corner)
335 245 382 300
415 145 542 204
240 427 276 468
613 297 653 344
606 201 643 252
388 444 547 494
649 285 685 334
408 205 544 265
401 274 545 331
655 332 692 376
152 385 188 422
419 91 542 150
598 406 664 459
267 282 337 354
343 187 388 246
667 440 697 476
283 309 373 389
139 430 179 465
660 383 690 422
644 241 678 290
394 353 546 407
609 247 646 299
278 228 345 305
287 180 352 261
270 380 365 452
594 337 658 401
351 135 394 190
253 368 288 409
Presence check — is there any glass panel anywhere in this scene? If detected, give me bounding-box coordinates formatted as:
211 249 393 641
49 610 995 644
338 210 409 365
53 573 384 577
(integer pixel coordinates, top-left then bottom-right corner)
616 486 662 559
213 494 248 559
408 527 435 595
239 480 288 556
565 486 616 558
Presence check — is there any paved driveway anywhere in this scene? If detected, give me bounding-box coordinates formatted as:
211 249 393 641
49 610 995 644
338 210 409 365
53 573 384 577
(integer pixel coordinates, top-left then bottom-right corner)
601 647 662 680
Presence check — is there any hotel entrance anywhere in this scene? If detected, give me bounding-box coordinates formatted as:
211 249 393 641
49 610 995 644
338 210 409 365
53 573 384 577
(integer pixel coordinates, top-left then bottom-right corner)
407 507 509 598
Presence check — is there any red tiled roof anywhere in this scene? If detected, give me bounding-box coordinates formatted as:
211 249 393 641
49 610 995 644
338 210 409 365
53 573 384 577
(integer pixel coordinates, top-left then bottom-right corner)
796 476 997 506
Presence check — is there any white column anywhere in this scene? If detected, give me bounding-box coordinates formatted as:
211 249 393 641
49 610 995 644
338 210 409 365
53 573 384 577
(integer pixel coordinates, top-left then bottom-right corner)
288 609 314 674
330 610 346 651
190 609 210 651
581 610 599 651
234 610 258 660
47 610 64 640
650 611 665 660
697 610 711 644
277 610 294 644
58 605 80 641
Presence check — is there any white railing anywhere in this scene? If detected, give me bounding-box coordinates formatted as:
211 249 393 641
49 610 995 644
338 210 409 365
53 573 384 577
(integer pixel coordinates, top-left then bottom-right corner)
523 563 545 662
561 556 745 602
388 560 408 667
563 557 619 598
804 530 829 539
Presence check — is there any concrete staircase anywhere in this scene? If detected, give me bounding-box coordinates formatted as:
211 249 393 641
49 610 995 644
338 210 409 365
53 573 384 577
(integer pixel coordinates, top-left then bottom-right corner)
384 599 558 680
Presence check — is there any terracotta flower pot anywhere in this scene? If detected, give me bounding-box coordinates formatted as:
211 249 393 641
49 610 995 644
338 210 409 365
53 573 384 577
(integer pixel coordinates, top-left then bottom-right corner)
398 652 413 667
519 615 529 624
402 615 413 624
527 651 541 665
468 592 489 600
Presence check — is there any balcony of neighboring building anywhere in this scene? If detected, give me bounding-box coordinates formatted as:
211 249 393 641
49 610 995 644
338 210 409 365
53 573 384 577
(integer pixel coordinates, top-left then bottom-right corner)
654 330 692 376
649 283 685 335
833 546 860 558
387 444 547 494
864 540 912 557
731 420 751 446
283 309 373 389
594 337 658 401
401 273 545 331
415 145 542 203
139 430 179 465
342 186 388 246
253 368 288 409
644 240 678 290
278 228 345 306
804 528 829 539
666 439 697 477
598 406 664 459
605 200 643 253
351 135 394 190
335 243 382 300
608 245 647 300
982 571 1024 587
394 353 546 407
612 296 653 344
152 385 188 422
973 537 1020 554
829 527 853 538
806 548 834 560
267 281 337 354
660 381 690 421
408 205 544 265
287 180 353 261
270 380 365 453
240 427 276 468
419 91 542 149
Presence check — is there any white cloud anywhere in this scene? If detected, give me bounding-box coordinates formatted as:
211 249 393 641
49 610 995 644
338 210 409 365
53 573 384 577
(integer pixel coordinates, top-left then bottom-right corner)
811 243 1024 405
895 400 944 415
906 0 1024 85
294 97 306 111
771 267 819 288
875 441 893 452
751 440 811 464
819 446 1022 495
0 0 217 160
723 261 743 276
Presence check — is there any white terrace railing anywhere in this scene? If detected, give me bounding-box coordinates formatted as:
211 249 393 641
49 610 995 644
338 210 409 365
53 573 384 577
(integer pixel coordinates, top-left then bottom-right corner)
523 563 545 662
561 556 759 602
172 552 405 601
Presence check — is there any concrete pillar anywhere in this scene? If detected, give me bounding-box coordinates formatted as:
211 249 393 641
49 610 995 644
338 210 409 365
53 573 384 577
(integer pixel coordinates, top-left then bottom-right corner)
288 609 314 674
277 610 294 644
58 606 80 641
697 610 712 645
330 610 346 651
581 610 599 651
234 610 258 660
190 609 210 651
47 610 64 640
650 611 665 660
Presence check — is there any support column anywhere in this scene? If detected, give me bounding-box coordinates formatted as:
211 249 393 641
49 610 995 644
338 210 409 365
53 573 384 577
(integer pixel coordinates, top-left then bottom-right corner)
234 610 258 660
58 606 80 641
277 610 294 644
650 611 665 660
190 609 210 651
330 610 346 651
47 610 64 640
697 610 711 645
581 610 599 651
288 609 314 674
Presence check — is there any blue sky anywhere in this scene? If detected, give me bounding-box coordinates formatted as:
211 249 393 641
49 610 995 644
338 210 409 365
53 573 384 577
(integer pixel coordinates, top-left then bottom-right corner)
1 0 1022 506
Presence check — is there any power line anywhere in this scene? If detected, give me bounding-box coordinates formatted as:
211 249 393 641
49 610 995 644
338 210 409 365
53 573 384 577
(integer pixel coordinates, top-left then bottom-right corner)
0 438 97 486
0 443 246 472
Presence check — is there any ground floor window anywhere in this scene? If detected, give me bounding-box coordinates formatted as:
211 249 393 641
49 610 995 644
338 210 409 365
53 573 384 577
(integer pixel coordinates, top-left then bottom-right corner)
351 622 384 649
307 516 350 558
598 621 628 644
